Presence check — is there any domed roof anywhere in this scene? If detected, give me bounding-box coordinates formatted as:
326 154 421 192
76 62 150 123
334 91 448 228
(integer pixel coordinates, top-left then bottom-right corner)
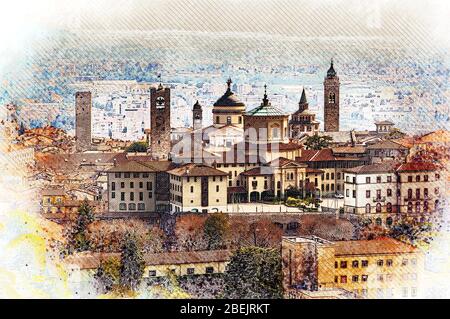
245 85 286 117
213 78 245 107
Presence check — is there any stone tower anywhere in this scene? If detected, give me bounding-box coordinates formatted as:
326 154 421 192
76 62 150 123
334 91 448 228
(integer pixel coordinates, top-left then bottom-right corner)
323 59 340 132
75 91 92 152
150 83 171 160
192 100 202 131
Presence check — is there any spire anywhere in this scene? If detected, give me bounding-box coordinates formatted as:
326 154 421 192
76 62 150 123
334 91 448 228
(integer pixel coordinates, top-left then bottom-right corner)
193 100 201 110
299 87 307 104
226 78 232 92
327 58 337 78
262 84 269 106
157 73 163 90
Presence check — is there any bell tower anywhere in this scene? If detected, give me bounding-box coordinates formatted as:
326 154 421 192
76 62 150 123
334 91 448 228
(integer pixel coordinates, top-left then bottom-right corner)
150 83 171 160
323 59 340 132
192 100 202 131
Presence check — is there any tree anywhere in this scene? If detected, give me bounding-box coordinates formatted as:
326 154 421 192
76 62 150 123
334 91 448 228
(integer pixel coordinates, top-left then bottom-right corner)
119 232 145 291
389 221 434 247
223 246 283 299
203 213 230 250
126 141 148 152
248 218 283 248
385 128 406 140
304 134 333 150
94 256 121 293
174 214 207 251
69 200 95 252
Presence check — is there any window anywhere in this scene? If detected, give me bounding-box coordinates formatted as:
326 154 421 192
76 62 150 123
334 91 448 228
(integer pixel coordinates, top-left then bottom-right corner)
128 203 136 210
387 175 392 182
361 275 368 282
402 259 408 266
216 185 219 192
226 116 231 125
386 274 393 282
133 173 139 178
329 92 336 104
187 268 195 275
377 259 384 267
124 173 130 178
340 261 347 269
386 203 392 213
115 173 121 178
121 182 125 188
139 192 143 201
377 176 381 183
387 189 392 197
190 186 194 193
148 270 156 277
121 192 125 201
362 260 368 267
416 175 420 182
146 182 152 190
366 177 371 184
408 189 413 199
143 173 149 178
365 204 371 214
377 274 384 282
334 276 338 283
424 175 428 182
205 267 214 274
424 188 428 199
376 203 381 213
352 260 359 268
376 217 382 226
416 188 420 199
352 190 356 198
366 190 371 198
334 261 338 269
346 189 349 197
340 275 347 284
148 192 152 199
435 173 440 180
111 182 116 191
119 203 126 210
130 192 134 201
111 192 115 199
139 182 143 188
352 275 359 283
138 203 145 210
408 176 413 182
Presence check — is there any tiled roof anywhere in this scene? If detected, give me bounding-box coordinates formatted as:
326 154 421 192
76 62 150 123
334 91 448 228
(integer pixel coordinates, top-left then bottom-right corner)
65 250 232 270
367 140 408 150
396 162 437 172
332 146 366 154
168 163 228 177
297 148 368 163
107 160 156 173
241 166 274 176
245 103 287 117
344 161 400 174
41 188 65 196
333 237 416 256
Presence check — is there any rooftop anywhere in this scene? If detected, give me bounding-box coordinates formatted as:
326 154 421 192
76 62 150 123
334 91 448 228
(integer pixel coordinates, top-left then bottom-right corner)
333 237 417 256
213 78 245 107
344 161 400 174
396 162 437 172
367 140 408 150
168 163 228 177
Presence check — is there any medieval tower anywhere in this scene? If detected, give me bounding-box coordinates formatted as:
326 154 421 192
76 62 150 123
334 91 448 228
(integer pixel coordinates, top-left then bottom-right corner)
323 59 340 132
192 100 202 131
150 83 171 160
75 91 92 152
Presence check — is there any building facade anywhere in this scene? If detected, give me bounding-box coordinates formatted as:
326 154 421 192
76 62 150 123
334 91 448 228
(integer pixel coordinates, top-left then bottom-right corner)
289 88 320 138
282 236 423 299
212 78 245 128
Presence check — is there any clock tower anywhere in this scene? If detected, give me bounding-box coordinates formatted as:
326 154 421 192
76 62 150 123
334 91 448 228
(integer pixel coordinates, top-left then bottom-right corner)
150 83 171 160
192 100 202 131
323 59 340 132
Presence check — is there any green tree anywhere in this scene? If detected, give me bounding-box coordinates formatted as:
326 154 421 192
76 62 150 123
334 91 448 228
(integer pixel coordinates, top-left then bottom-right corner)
304 134 333 150
126 141 148 152
69 200 95 252
385 128 406 140
120 232 145 291
223 246 283 299
389 221 434 247
94 256 121 293
204 213 230 250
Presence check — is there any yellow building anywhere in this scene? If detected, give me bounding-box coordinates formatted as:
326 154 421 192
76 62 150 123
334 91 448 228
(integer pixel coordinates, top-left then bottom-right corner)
282 236 424 299
212 78 245 128
168 163 228 213
41 188 67 213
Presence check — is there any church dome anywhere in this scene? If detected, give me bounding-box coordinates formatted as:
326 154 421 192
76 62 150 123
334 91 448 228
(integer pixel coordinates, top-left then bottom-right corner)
213 78 245 107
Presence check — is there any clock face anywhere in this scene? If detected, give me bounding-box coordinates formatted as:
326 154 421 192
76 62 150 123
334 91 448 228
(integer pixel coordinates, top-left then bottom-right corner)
156 96 165 108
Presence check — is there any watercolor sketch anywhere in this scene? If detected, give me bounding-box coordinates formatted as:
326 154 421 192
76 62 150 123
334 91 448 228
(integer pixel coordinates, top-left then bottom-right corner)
0 0 449 299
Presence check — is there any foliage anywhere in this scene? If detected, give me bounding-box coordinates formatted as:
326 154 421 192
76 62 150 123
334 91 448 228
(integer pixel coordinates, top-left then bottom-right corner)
203 213 230 250
389 221 434 247
94 256 121 293
126 141 148 153
284 186 301 199
174 214 207 251
304 134 333 150
228 217 283 249
119 232 145 291
87 219 166 253
68 200 95 252
223 246 283 299
385 128 406 140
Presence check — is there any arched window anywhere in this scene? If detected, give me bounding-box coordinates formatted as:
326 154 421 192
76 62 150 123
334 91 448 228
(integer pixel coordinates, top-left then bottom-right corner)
119 203 126 211
386 202 392 213
423 201 428 212
386 217 393 227
407 202 413 213
138 203 145 211
226 116 231 125
376 203 382 213
365 204 371 214
128 203 136 211
329 92 335 104
376 218 382 226
415 201 420 213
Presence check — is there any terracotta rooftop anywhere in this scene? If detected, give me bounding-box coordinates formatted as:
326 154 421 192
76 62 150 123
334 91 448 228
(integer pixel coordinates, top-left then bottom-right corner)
241 166 274 176
41 188 66 196
367 140 408 150
333 237 417 256
332 146 367 154
396 162 437 172
344 161 400 174
168 163 228 177
65 250 232 269
107 160 156 173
